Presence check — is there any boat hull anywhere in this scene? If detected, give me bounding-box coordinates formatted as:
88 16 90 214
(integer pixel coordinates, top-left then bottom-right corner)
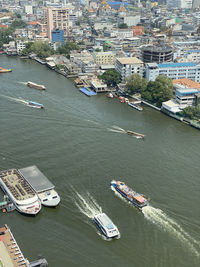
27 82 46 90
93 217 120 239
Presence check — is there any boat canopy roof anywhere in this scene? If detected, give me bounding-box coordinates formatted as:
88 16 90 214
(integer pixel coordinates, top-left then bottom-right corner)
133 194 146 203
19 165 54 193
29 101 43 106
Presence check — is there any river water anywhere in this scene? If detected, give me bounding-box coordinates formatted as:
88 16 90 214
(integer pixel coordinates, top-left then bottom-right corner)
0 55 199 267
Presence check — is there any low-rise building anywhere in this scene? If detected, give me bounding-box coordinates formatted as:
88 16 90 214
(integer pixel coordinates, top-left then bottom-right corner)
115 57 144 80
145 62 200 83
93 51 115 65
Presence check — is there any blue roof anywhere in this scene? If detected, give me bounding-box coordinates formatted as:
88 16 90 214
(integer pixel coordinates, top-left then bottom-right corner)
158 62 196 68
107 1 129 6
29 101 43 106
187 49 200 53
79 88 97 96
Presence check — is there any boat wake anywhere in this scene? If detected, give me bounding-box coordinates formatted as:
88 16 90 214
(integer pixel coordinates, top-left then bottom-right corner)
0 94 29 105
74 191 102 219
17 81 27 85
107 125 126 134
142 206 200 258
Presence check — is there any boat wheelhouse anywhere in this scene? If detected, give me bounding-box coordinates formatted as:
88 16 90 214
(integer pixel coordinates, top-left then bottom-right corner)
111 180 148 209
0 169 41 215
93 213 120 239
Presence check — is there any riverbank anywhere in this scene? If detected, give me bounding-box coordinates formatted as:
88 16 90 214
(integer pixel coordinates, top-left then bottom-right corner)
3 53 200 130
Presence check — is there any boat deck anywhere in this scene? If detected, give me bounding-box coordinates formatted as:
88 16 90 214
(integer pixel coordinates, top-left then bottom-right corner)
0 170 35 201
19 166 54 193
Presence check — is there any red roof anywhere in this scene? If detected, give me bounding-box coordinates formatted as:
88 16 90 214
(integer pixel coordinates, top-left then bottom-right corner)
0 24 8 28
29 21 38 25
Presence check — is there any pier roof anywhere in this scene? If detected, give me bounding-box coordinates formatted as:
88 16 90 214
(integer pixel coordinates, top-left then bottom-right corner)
19 166 54 193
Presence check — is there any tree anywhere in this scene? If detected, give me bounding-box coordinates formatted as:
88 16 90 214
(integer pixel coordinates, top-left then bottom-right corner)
11 19 26 29
0 28 14 48
141 75 173 107
56 41 79 57
125 73 147 94
118 23 128 29
99 69 120 87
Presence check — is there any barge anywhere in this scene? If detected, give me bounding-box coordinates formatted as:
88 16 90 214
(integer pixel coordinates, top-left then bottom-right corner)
19 166 60 207
111 180 148 209
27 81 46 90
0 169 41 215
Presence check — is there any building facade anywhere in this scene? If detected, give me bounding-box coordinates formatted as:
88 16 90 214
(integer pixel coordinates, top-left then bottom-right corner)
93 52 115 65
51 29 65 43
43 7 69 42
145 62 200 83
115 57 144 80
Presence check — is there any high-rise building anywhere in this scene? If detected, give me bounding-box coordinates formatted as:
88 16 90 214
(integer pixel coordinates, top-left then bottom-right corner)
193 0 200 8
167 0 192 8
44 7 69 42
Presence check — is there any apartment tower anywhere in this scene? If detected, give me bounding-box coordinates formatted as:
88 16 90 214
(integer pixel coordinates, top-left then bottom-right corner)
44 7 69 42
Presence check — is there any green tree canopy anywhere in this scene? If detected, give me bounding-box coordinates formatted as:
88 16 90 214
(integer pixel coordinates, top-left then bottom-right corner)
180 105 200 120
99 69 120 87
0 28 14 48
141 75 173 107
11 19 26 29
125 73 147 94
118 23 128 29
21 41 53 59
56 41 79 58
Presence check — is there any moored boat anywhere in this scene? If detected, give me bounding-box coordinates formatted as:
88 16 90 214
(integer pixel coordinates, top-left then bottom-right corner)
0 169 41 215
28 101 44 109
128 101 143 111
0 67 12 73
93 213 120 239
106 93 114 98
19 165 60 207
111 180 148 209
27 81 46 90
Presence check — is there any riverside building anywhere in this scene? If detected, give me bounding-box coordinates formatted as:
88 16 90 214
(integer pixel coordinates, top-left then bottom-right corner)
145 62 200 82
115 57 144 80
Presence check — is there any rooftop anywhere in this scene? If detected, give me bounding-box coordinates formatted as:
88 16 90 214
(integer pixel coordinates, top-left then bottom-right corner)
19 166 54 193
0 225 27 267
117 57 143 65
173 78 200 89
158 62 196 68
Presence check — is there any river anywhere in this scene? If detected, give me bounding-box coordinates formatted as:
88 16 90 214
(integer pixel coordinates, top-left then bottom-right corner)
0 55 199 267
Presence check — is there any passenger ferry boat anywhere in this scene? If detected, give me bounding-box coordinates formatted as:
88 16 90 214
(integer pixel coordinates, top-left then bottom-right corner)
126 130 145 138
0 67 12 73
28 101 44 109
0 169 41 215
93 213 120 239
19 166 60 207
111 180 148 209
128 101 143 111
27 81 46 90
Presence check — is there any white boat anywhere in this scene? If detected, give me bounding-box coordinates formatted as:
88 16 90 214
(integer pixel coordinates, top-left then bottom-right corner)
0 169 41 215
19 165 60 207
27 81 46 90
93 213 120 239
128 101 143 111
